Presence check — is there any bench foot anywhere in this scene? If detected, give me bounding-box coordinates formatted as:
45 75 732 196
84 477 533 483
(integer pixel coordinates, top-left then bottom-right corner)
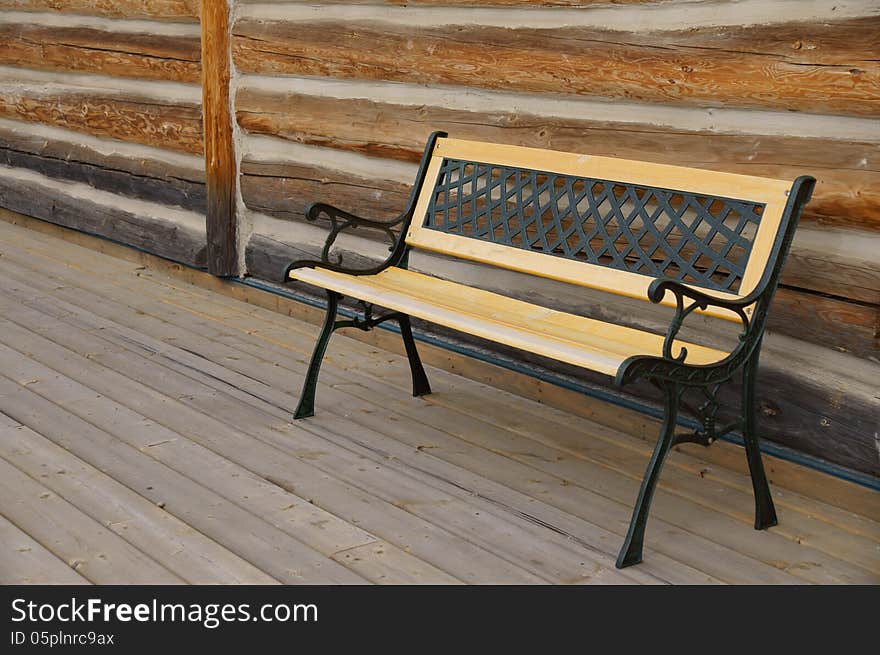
742 351 778 530
397 314 431 397
616 382 681 569
293 290 340 420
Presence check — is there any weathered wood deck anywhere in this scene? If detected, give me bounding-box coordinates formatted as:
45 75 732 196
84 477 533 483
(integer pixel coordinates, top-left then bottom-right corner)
0 218 877 585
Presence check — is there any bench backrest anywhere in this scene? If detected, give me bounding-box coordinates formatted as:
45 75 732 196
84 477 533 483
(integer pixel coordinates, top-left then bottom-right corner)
405 138 795 320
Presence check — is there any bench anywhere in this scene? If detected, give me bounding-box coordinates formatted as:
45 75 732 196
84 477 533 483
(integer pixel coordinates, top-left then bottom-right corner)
283 132 815 569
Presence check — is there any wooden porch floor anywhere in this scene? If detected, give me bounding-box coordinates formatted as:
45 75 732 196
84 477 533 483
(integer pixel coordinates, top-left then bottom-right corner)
0 219 877 585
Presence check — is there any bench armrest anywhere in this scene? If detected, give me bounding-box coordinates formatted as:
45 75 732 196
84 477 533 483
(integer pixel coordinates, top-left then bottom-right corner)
647 277 754 363
283 202 407 280
283 130 448 282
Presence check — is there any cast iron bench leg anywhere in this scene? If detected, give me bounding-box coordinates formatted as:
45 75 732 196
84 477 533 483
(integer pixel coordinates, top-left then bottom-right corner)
616 381 681 568
397 314 432 397
742 349 778 530
294 290 340 420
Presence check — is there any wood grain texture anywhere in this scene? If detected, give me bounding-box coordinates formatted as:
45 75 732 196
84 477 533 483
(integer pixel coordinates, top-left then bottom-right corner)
0 127 206 210
232 17 880 116
201 0 237 276
236 89 880 232
0 90 203 153
0 24 200 82
0 0 199 20
0 179 207 267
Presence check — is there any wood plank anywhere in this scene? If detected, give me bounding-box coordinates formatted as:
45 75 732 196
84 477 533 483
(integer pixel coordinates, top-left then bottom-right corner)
0 1 200 20
0 89 203 154
0 126 206 211
0 24 200 82
0 172 207 268
0 371 370 585
232 16 880 116
0 513 90 584
0 261 840 584
0 447 185 584
0 421 281 584
236 88 880 232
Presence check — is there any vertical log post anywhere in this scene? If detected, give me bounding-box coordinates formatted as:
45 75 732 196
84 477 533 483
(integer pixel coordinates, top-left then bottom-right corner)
201 0 237 276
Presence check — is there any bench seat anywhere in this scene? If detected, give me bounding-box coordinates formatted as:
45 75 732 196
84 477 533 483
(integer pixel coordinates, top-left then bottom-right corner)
291 266 728 377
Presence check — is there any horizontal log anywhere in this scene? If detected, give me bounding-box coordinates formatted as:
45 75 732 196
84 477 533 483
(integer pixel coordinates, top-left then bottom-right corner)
0 24 200 82
0 89 203 154
240 160 411 224
246 231 879 476
237 89 880 233
232 16 880 117
0 1 199 20
0 127 206 211
0 173 206 267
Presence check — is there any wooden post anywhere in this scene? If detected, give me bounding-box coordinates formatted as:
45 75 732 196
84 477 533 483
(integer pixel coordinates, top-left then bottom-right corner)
200 0 237 276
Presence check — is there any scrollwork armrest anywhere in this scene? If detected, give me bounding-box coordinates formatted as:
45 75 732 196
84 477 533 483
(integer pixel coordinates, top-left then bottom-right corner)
283 203 407 280
646 277 754 364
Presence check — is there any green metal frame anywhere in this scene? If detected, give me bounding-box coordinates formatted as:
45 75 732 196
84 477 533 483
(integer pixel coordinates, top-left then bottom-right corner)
284 129 816 568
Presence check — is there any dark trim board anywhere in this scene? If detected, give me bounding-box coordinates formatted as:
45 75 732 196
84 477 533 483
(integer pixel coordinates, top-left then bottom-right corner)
246 233 880 481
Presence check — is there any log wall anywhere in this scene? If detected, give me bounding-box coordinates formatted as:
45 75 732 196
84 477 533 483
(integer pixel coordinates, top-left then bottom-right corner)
0 0 877 477
0 3 207 265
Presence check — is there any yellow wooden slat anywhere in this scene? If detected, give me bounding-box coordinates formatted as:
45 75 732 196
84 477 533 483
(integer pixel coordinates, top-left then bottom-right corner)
289 267 729 377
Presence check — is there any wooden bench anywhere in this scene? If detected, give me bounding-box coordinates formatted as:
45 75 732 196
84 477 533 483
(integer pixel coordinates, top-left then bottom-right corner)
284 132 815 569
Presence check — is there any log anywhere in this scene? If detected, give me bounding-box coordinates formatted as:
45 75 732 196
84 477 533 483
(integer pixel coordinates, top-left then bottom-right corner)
236 89 880 233
0 1 199 20
0 126 206 211
0 89 203 154
232 16 880 116
0 174 206 267
0 24 200 82
201 0 238 276
246 232 880 477
240 160 411 224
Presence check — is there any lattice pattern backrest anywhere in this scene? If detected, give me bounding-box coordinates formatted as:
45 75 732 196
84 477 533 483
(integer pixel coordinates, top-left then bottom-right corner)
420 157 766 294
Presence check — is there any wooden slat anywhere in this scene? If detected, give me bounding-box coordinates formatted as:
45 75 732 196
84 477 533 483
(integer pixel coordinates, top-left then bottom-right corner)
0 1 200 20
236 88 880 232
232 16 880 116
0 125 206 211
201 0 238 276
0 89 203 154
291 266 728 375
0 24 200 82
0 513 90 584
